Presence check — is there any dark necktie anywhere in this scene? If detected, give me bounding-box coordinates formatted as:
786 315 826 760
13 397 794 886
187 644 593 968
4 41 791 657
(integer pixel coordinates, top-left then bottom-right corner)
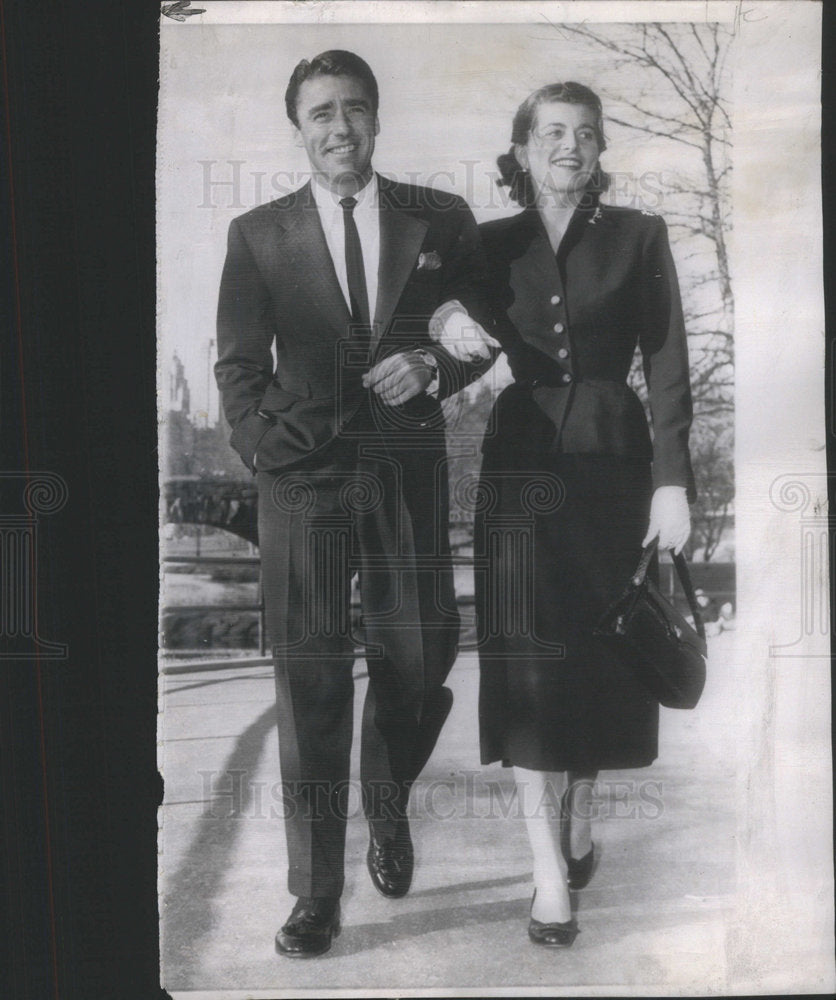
340 196 370 330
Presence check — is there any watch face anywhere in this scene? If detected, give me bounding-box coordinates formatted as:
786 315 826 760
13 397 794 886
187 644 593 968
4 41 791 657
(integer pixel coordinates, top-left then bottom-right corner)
416 349 438 369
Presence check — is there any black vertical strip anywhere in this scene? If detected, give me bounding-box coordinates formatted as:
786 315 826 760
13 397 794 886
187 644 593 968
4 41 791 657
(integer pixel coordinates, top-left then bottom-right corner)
0 3 164 999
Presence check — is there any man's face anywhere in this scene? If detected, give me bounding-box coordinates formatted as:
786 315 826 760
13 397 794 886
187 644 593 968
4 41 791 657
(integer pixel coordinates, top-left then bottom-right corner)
293 73 379 194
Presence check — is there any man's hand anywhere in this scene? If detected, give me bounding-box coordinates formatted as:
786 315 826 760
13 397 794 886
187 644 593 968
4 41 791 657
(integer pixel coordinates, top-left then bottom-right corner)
642 485 691 555
362 350 434 406
428 299 500 362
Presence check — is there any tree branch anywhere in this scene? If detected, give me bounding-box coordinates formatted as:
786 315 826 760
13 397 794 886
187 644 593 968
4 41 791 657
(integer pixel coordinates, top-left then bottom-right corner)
605 114 704 149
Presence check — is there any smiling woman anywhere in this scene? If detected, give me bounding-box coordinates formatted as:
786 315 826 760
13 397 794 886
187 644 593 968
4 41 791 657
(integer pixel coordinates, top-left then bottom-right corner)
475 79 695 947
516 103 601 203
495 81 610 220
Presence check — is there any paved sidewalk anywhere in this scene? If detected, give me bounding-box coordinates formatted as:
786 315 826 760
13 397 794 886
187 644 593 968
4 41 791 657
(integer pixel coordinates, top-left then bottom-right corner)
159 634 738 996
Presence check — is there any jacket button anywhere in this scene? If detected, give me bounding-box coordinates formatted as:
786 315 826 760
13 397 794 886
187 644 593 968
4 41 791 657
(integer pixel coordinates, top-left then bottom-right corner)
557 348 569 359
561 372 572 384
550 295 561 305
530 378 541 388
553 322 564 333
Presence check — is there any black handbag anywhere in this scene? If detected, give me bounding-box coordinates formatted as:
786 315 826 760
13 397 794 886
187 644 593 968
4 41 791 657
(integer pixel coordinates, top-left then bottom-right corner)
594 539 707 709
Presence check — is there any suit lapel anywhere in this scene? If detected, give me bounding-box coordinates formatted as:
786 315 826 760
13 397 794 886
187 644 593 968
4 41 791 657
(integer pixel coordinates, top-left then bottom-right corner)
508 203 599 297
273 183 352 335
373 179 430 350
508 210 561 305
269 179 432 349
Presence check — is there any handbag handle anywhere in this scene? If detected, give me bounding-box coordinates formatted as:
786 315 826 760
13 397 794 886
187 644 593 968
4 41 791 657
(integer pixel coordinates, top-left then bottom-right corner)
632 538 706 642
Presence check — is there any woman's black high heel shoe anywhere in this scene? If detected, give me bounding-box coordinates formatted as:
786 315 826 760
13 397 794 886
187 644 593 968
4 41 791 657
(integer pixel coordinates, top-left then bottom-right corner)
561 786 596 891
567 847 595 891
527 890 579 948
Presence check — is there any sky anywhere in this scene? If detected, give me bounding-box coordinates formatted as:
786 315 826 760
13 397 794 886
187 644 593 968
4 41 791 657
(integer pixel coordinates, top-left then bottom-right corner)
157 20 725 423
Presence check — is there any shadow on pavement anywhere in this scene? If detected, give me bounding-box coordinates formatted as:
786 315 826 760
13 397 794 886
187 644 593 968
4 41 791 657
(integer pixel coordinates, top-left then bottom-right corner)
408 872 531 899
338 896 531 956
163 670 272 696
160 704 277 980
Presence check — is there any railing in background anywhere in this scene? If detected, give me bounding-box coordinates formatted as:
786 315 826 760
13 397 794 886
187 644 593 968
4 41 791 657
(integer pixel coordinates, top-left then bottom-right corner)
160 547 734 675
162 553 267 658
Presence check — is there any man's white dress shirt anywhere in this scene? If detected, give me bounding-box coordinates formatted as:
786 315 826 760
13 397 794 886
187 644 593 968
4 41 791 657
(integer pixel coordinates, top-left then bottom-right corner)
311 174 380 326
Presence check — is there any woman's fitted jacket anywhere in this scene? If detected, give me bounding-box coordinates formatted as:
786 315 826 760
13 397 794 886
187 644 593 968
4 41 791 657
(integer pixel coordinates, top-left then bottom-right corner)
479 200 695 499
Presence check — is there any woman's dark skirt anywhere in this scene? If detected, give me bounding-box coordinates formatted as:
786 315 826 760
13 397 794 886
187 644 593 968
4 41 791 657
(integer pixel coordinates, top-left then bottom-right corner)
475 391 659 773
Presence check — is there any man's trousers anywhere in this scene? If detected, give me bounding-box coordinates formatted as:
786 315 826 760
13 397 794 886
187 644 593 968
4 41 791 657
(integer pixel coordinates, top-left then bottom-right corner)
257 435 460 899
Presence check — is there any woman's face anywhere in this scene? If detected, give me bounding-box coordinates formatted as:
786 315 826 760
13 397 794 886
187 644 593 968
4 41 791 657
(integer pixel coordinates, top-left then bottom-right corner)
516 101 600 202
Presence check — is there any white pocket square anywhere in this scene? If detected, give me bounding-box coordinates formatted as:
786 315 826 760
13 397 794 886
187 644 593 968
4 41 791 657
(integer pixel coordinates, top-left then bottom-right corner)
417 251 442 271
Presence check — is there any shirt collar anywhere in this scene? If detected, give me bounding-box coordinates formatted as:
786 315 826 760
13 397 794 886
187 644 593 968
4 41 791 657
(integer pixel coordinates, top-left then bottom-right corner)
311 172 378 215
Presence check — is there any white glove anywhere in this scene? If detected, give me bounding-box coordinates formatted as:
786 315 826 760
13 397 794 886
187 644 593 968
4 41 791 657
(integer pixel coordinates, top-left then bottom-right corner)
428 299 500 362
642 485 690 555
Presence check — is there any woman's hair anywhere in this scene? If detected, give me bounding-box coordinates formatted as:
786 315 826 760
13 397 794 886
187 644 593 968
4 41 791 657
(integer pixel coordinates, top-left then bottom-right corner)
497 82 610 207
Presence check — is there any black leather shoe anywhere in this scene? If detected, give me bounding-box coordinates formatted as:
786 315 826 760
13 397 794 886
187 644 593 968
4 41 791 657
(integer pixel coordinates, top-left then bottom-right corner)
560 786 596 890
527 889 579 947
567 846 595 891
275 897 340 958
528 915 580 948
366 821 414 898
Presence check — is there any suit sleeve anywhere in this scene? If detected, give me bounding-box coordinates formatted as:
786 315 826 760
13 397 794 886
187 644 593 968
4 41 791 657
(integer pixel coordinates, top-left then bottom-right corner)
639 215 696 501
424 198 498 400
215 217 277 473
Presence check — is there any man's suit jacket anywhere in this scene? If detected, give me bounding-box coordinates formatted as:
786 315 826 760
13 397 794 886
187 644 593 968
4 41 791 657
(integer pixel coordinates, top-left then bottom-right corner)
479 201 695 499
216 175 492 474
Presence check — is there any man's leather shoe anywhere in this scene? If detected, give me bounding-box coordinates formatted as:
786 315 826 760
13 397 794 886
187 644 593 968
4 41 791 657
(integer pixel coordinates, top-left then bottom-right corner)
275 897 340 958
366 821 414 898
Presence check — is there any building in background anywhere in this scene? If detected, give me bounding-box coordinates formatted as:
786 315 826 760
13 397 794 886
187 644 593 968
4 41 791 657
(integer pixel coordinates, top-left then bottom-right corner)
169 352 191 416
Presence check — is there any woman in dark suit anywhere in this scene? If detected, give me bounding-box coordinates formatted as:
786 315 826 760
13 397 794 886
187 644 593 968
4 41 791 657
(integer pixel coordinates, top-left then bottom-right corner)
475 82 695 947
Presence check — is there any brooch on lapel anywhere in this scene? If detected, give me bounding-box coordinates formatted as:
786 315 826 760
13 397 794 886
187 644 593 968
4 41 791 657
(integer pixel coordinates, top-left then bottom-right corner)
588 206 603 225
417 251 442 271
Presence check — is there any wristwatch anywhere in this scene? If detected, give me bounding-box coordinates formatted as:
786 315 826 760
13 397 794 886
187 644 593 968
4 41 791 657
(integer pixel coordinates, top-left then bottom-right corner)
413 348 439 385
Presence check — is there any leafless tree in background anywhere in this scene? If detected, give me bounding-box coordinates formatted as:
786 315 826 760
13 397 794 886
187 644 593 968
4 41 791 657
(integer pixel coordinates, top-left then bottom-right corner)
166 22 737 567
562 22 735 560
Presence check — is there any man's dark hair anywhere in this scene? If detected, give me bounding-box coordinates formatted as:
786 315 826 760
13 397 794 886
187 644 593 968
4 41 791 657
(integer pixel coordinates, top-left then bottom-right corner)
285 50 379 127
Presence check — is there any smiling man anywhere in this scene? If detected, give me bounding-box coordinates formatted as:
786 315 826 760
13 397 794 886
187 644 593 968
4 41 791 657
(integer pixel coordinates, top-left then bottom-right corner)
215 50 494 957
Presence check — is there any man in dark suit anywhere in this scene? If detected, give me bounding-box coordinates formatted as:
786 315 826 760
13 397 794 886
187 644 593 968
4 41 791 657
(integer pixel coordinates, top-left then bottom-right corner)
215 50 492 957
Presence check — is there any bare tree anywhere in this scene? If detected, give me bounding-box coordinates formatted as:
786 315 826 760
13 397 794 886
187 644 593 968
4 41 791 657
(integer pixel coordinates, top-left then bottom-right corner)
560 23 735 561
688 419 734 562
562 22 734 421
